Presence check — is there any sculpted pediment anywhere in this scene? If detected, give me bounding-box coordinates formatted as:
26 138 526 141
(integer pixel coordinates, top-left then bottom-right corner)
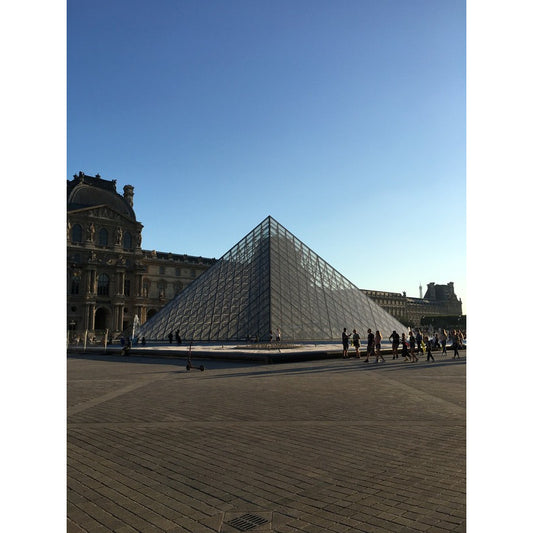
69 205 140 226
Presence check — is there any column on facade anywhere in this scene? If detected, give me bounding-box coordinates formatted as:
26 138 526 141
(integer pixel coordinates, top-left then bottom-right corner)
85 269 93 294
84 303 95 331
113 304 125 332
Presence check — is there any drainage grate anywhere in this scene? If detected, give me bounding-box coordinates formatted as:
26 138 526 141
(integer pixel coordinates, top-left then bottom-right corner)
226 513 269 531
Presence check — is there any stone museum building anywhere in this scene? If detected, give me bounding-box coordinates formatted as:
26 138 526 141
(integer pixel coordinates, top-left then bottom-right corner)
67 172 462 341
361 282 463 330
67 172 215 341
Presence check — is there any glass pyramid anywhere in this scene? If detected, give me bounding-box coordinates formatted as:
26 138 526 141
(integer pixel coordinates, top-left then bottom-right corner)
137 216 406 342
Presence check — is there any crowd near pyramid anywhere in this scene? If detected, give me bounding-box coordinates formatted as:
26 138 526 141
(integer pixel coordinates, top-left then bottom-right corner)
137 216 406 342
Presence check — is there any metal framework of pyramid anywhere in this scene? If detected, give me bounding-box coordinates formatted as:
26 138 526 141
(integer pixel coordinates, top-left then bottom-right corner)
137 216 406 342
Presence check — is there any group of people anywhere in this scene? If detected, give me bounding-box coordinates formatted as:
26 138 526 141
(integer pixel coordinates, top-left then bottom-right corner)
269 328 282 343
342 327 465 363
167 330 182 344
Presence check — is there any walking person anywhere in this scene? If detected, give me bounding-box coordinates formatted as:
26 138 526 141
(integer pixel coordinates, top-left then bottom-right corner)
364 329 375 363
441 329 448 356
401 333 410 362
415 329 423 354
452 330 461 359
168 331 173 344
342 327 351 358
433 333 440 351
375 330 385 362
276 328 281 343
424 334 435 362
409 330 418 362
352 329 361 358
389 330 400 359
458 330 465 348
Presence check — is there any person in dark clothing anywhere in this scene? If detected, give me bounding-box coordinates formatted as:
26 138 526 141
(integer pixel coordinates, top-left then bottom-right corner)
401 333 410 362
342 328 351 358
375 330 385 363
415 329 423 354
364 329 375 363
352 329 361 358
452 330 461 359
441 329 448 356
433 333 440 350
176 330 182 344
389 330 400 359
168 332 173 344
424 334 435 362
121 337 131 356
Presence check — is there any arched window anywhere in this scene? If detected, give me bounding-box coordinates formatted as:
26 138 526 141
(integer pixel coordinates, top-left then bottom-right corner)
98 228 109 246
97 274 110 296
71 224 82 243
123 231 132 250
71 275 80 295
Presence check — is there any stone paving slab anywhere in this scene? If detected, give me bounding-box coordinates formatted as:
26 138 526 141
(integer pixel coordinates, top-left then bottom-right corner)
68 353 466 532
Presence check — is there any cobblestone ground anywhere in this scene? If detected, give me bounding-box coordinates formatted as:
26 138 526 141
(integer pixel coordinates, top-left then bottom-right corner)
67 352 466 532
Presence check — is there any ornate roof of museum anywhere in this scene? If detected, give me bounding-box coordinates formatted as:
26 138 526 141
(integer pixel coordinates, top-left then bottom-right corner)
67 171 136 220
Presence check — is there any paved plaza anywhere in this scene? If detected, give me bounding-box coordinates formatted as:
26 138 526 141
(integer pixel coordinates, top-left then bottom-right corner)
67 350 466 532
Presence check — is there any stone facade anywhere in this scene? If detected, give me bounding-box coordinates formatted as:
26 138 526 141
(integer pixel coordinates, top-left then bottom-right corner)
67 172 215 340
361 282 463 328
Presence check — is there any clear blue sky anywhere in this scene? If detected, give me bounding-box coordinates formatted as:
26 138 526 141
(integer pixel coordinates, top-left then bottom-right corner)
67 0 466 310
